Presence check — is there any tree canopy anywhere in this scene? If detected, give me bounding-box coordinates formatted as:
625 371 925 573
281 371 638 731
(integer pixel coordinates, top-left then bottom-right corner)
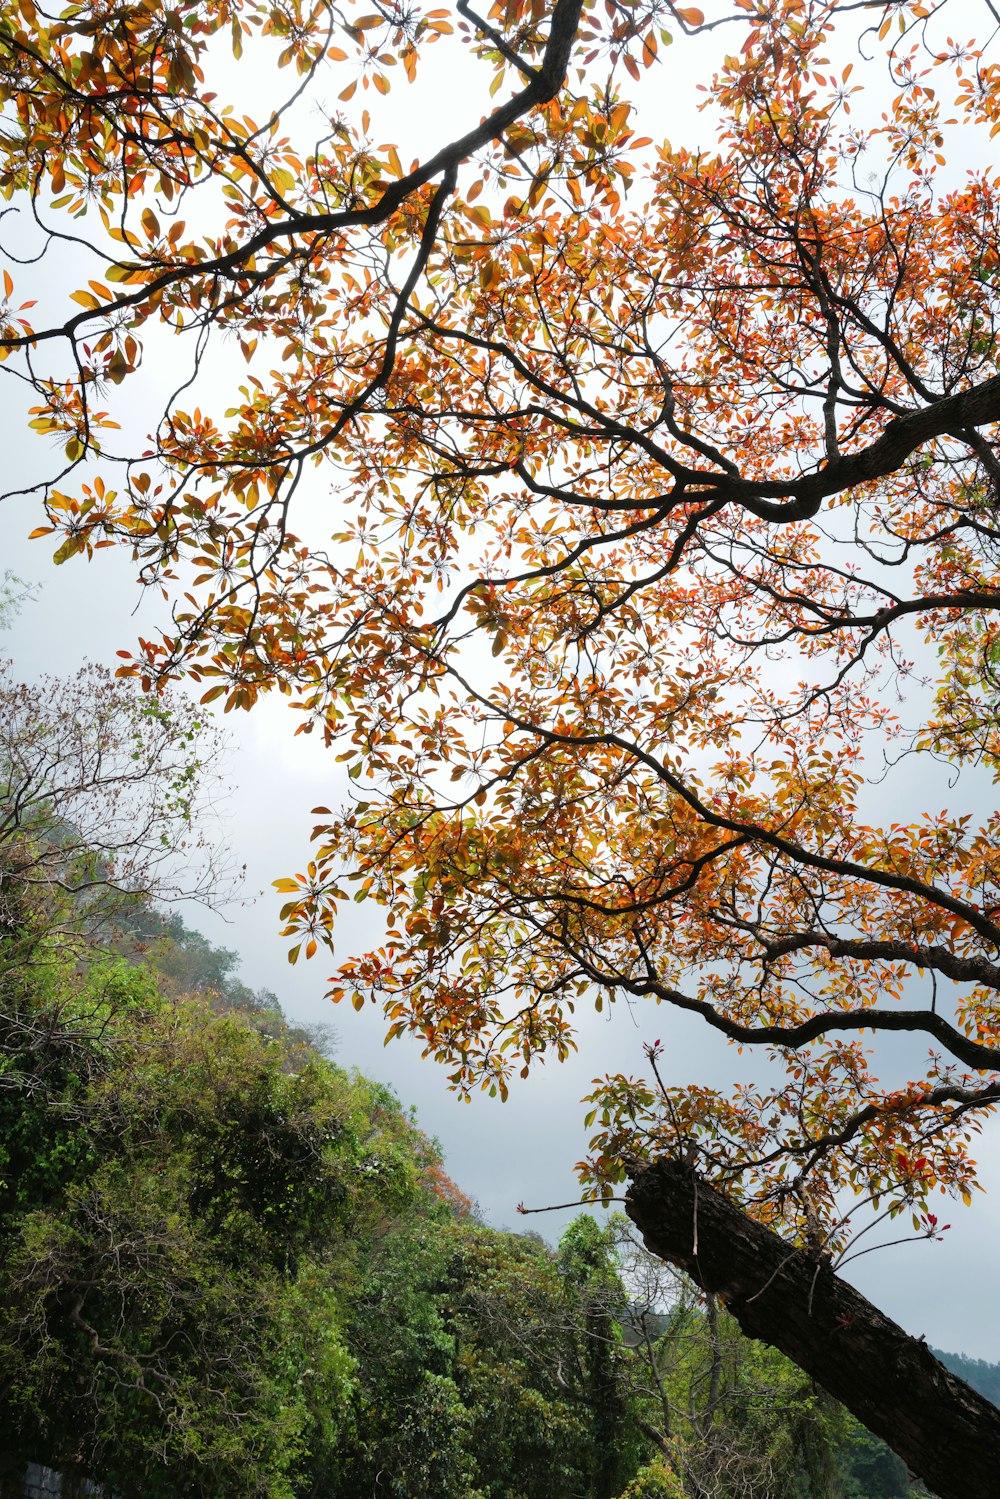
5 0 1000 1483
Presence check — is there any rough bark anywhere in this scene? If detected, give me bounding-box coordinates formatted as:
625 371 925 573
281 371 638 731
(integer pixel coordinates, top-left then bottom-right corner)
625 1159 1000 1499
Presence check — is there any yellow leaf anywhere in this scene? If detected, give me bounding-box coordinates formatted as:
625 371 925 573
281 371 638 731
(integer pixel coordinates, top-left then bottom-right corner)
106 264 145 284
106 349 129 384
52 536 84 565
480 257 503 292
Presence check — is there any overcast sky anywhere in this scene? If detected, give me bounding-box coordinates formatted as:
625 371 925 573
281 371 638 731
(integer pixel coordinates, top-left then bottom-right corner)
3 0 1000 1363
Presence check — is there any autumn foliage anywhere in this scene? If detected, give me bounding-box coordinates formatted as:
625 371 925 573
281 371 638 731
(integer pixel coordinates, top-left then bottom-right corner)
4 0 1000 1263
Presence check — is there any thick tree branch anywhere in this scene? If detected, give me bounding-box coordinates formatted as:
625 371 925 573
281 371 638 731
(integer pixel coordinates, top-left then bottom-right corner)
626 1159 1000 1499
410 318 1000 525
615 974 1000 1072
724 375 1000 520
748 928 1000 992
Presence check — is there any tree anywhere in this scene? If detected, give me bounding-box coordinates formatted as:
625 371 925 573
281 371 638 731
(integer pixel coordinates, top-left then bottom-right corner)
0 653 238 1185
5 0 1000 1486
332 1211 650 1499
557 1216 635 1499
0 657 234 947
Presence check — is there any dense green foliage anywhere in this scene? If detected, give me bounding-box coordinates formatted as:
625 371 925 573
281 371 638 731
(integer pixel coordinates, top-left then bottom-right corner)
0 959 393 1496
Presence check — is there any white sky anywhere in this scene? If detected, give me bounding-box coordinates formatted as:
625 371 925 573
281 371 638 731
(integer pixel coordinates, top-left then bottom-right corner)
3 0 1000 1363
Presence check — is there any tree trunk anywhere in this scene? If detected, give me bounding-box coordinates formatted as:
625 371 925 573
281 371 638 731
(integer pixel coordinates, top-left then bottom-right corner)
625 1159 1000 1499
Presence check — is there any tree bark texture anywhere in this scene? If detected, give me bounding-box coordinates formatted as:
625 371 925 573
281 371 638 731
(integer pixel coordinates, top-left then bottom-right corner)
625 1159 1000 1499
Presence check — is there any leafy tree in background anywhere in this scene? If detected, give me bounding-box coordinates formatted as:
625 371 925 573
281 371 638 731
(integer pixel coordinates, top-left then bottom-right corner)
571 1219 876 1499
0 573 30 631
335 1214 615 1499
7 0 1000 1484
558 1216 635 1499
0 657 235 949
835 1426 915 1499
